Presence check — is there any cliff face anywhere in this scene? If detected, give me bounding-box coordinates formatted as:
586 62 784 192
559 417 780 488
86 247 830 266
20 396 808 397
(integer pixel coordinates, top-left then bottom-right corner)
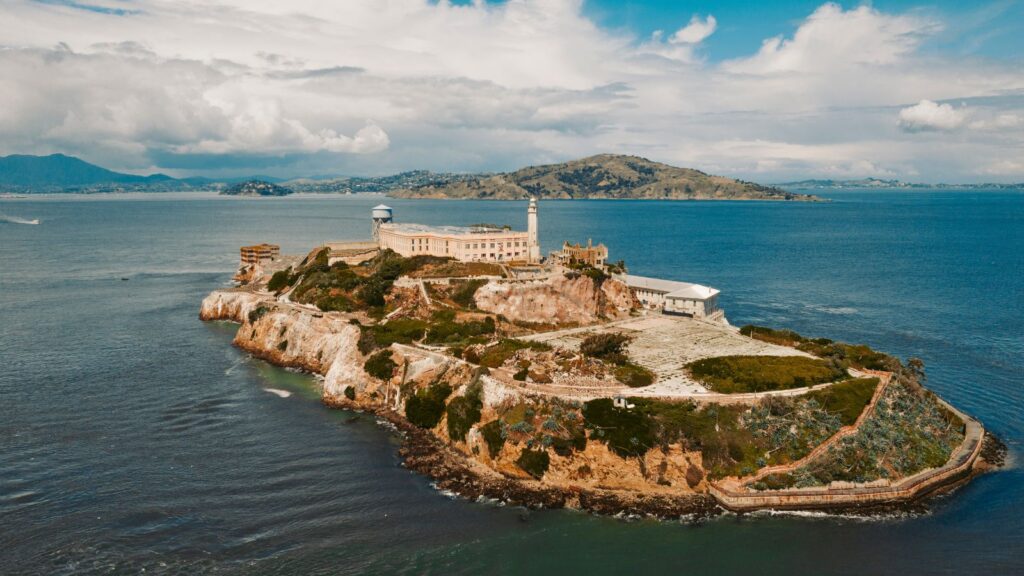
474 275 635 324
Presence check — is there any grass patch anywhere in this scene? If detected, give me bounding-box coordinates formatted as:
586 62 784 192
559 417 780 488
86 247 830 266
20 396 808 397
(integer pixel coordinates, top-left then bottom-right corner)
449 279 487 308
363 350 397 381
613 361 655 388
688 355 847 393
476 339 552 368
805 377 879 426
515 448 550 479
405 382 452 429
423 310 495 345
580 333 630 362
740 325 897 371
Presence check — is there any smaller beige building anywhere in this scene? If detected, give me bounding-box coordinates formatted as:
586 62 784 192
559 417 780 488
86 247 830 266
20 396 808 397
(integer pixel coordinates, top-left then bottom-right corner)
617 273 723 321
240 243 280 266
552 239 608 268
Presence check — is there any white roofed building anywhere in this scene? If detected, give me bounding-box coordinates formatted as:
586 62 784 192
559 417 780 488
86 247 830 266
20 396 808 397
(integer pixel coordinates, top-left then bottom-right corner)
616 274 725 322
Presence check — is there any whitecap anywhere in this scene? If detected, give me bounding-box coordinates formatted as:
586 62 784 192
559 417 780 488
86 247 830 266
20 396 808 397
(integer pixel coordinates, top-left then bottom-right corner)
263 388 292 398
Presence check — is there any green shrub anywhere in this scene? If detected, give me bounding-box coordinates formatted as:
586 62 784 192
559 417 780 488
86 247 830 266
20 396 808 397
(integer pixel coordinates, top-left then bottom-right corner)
424 314 495 344
445 384 483 441
363 350 397 380
478 339 552 368
479 420 506 458
513 367 529 381
450 279 487 308
515 448 550 479
405 383 452 429
357 318 428 354
344 386 356 401
316 293 352 312
741 325 897 371
580 333 631 361
582 398 656 458
247 305 270 324
277 340 288 351
267 269 293 292
614 362 655 388
805 377 879 426
687 355 847 393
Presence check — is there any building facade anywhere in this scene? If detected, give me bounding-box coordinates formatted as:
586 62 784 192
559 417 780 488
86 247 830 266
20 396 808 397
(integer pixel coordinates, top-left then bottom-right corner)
240 243 280 266
376 200 541 263
552 239 608 268
616 273 723 321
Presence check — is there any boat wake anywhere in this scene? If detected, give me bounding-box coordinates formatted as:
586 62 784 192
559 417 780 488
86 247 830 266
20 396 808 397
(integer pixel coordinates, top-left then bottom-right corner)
0 213 40 225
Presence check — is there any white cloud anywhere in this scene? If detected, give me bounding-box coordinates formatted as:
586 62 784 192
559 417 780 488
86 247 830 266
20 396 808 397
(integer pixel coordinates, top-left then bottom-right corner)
0 0 1022 181
898 100 968 132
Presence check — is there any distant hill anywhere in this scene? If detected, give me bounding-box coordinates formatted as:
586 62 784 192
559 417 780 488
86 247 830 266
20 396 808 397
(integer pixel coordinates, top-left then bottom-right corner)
221 180 293 197
389 154 816 201
778 178 1024 190
0 153 174 191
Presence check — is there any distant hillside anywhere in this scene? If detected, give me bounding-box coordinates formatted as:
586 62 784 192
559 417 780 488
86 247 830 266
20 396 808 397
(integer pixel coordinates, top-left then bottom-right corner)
779 178 1024 190
390 154 816 201
0 153 174 191
221 180 293 197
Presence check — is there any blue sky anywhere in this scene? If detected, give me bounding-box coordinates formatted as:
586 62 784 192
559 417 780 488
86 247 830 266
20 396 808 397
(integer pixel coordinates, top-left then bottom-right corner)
2 0 1023 182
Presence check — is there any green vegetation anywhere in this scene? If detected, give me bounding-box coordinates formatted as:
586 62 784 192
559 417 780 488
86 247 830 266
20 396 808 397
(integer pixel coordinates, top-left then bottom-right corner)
449 279 487 308
755 380 965 489
405 382 453 429
740 325 897 371
277 340 288 351
473 339 552 368
805 377 879 426
357 318 428 354
479 420 506 458
515 448 550 479
363 350 397 381
613 362 655 388
423 310 495 345
343 386 356 401
266 269 293 292
315 293 353 312
247 305 270 324
687 355 847 393
446 383 483 441
581 398 657 458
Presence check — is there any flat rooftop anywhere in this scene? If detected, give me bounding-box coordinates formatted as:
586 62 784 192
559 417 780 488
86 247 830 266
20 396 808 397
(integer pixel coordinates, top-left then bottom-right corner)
617 273 720 300
382 223 525 236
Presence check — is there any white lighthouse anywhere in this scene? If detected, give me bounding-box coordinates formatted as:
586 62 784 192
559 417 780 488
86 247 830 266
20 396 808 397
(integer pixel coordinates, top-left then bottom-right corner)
371 204 393 242
527 197 540 263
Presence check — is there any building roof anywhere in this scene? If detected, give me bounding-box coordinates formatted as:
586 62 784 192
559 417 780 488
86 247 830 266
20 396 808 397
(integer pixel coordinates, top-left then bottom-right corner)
373 204 392 210
616 274 719 300
381 222 526 237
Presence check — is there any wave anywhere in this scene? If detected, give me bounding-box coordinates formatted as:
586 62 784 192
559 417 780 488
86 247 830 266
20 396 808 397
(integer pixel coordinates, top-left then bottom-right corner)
0 213 40 225
263 388 292 398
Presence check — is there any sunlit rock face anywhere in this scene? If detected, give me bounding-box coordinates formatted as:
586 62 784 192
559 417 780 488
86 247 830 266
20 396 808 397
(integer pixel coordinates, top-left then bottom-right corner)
474 275 635 324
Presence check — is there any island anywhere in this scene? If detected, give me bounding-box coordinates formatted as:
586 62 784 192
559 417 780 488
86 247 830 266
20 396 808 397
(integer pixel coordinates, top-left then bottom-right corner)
220 179 293 197
389 154 818 201
200 200 1001 517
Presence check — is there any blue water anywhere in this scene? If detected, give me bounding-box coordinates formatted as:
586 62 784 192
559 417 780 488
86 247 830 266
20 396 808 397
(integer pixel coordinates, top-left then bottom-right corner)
1 191 1022 574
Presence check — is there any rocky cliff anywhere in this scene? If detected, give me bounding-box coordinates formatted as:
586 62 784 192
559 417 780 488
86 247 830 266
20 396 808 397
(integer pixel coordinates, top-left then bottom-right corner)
474 275 635 324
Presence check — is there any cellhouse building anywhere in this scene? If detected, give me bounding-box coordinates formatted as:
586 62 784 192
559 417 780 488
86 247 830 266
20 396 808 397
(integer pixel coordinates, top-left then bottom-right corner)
376 198 541 263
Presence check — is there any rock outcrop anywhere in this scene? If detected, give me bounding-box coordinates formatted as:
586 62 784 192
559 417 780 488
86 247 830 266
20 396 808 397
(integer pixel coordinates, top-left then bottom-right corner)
474 275 635 324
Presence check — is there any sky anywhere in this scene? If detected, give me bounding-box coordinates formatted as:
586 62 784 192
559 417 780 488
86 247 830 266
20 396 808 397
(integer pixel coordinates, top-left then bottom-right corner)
1 0 1023 183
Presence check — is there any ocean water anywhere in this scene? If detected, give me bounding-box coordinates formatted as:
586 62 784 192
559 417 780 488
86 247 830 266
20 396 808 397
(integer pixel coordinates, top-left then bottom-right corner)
1 191 1022 575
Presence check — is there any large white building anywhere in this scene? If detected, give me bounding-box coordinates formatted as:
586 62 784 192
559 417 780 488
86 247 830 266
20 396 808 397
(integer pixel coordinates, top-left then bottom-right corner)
376 198 541 263
616 274 724 322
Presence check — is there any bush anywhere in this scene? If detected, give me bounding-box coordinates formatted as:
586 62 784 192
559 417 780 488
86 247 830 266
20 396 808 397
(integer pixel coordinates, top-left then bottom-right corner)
479 420 506 458
277 340 288 351
405 383 452 429
357 318 428 354
513 367 529 381
741 325 897 371
515 448 550 479
316 293 352 312
247 305 270 324
445 384 483 441
344 386 356 401
805 377 879 426
614 362 655 388
580 333 631 361
424 313 495 345
582 398 656 458
363 350 397 380
687 355 847 393
450 279 487 308
267 269 293 292
478 339 552 368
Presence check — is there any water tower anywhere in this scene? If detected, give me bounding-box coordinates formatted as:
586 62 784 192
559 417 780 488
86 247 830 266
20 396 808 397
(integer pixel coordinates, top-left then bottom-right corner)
371 204 393 242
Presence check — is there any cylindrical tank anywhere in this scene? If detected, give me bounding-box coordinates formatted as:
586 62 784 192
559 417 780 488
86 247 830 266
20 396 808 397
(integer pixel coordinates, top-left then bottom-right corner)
371 204 393 242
